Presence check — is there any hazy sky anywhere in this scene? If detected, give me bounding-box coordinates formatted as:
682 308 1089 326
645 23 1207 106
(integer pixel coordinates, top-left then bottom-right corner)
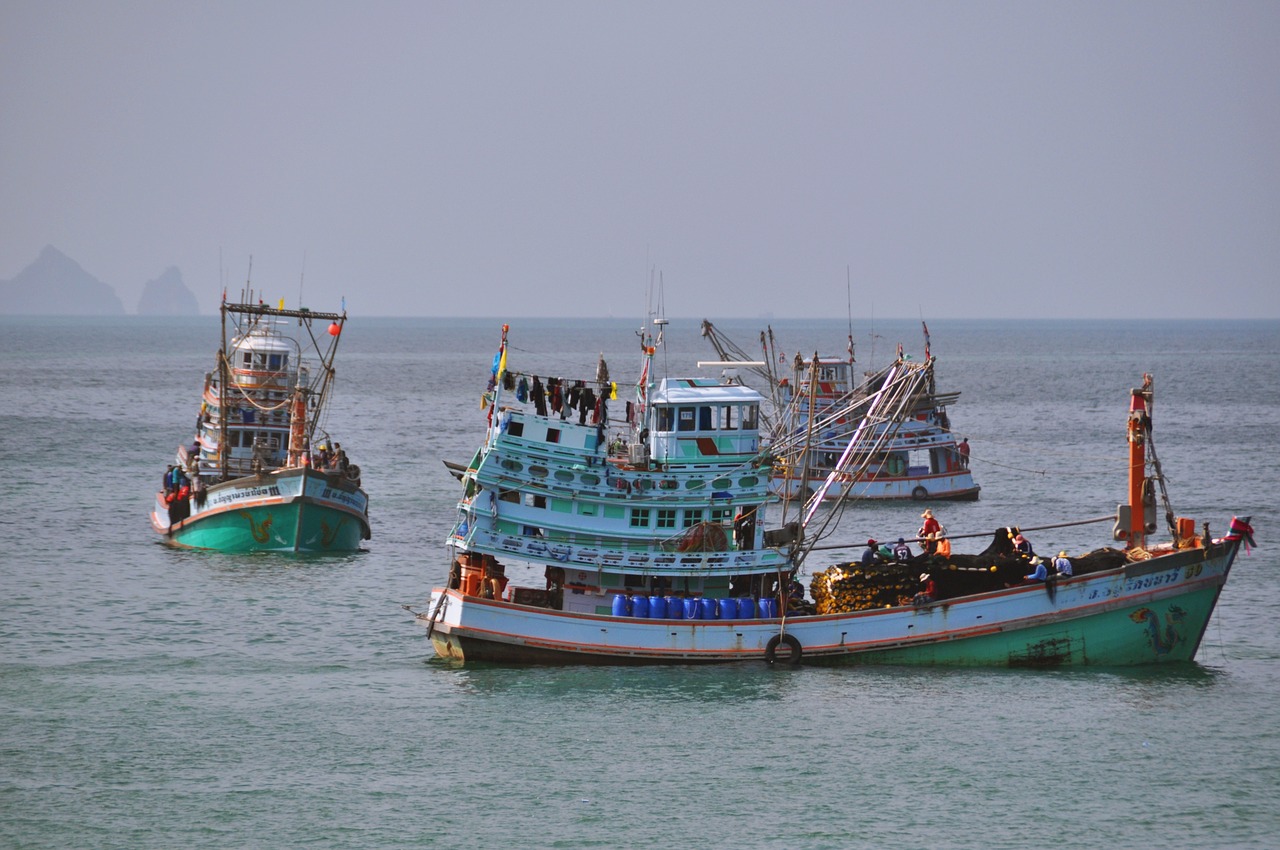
3 1 1278 319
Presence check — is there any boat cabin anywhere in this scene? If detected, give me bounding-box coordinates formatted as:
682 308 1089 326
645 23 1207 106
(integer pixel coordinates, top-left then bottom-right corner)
648 378 761 464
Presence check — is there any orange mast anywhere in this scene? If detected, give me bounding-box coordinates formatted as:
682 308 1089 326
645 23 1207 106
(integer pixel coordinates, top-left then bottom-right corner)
1125 374 1154 550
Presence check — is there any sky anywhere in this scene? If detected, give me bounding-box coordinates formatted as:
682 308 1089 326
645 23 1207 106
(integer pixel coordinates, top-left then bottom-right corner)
3 1 1278 319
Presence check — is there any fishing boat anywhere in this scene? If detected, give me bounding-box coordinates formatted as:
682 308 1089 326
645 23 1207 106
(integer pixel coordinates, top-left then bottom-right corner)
700 320 979 502
150 292 371 552
414 323 1251 667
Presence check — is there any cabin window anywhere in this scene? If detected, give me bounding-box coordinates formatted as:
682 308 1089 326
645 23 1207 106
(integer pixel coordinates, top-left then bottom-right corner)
710 507 733 524
242 352 252 366
629 508 651 528
682 509 704 528
546 428 560 444
742 405 759 430
268 353 283 370
656 408 675 431
698 406 713 430
677 408 696 431
656 509 676 529
507 420 524 437
720 406 735 430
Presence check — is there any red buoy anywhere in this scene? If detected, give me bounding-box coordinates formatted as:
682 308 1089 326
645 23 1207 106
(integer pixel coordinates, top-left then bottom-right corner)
328 322 341 337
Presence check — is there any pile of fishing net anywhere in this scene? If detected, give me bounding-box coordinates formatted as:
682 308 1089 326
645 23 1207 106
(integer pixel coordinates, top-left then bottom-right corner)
810 527 1132 615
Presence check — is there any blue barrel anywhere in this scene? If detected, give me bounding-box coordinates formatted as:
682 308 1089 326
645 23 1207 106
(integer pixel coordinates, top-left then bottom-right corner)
611 594 630 617
666 596 683 620
683 597 701 620
738 597 757 619
649 595 666 619
758 597 776 618
699 597 718 620
718 598 738 620
631 595 649 618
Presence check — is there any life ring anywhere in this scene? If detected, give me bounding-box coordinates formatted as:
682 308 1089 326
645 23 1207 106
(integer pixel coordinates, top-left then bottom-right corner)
344 464 361 483
764 633 802 666
911 485 929 501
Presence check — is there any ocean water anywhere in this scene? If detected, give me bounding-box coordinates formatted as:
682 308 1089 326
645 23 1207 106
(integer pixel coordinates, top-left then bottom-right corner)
1 315 1278 849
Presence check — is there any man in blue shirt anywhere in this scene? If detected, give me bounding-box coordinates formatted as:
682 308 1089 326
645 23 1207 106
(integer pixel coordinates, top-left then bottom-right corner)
1054 551 1073 576
861 539 881 566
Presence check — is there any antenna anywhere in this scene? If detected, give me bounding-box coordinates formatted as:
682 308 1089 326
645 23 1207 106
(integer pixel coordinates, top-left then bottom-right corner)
846 265 855 364
298 250 307 310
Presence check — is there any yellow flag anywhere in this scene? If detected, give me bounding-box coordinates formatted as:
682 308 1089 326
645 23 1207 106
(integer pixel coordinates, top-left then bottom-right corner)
278 298 285 309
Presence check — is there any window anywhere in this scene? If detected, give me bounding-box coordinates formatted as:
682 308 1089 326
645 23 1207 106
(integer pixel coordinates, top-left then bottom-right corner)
698 406 713 430
677 408 696 431
656 509 676 529
742 405 759 430
682 509 705 528
629 508 650 528
720 406 735 430
710 507 732 524
656 408 674 431
507 420 524 437
546 428 560 444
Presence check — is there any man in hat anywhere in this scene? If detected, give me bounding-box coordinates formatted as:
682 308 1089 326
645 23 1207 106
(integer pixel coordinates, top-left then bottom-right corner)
918 509 941 554
1053 551 1073 577
893 537 912 561
913 573 936 606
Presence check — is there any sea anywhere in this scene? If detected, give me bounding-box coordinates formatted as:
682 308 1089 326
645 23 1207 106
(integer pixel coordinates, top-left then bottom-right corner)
2 315 1277 850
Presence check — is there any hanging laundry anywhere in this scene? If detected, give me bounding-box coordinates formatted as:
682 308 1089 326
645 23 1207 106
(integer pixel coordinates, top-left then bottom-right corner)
516 376 529 403
531 376 547 416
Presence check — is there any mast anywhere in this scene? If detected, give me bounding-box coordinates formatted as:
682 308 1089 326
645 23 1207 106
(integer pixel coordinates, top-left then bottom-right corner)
1125 374 1154 550
218 297 229 481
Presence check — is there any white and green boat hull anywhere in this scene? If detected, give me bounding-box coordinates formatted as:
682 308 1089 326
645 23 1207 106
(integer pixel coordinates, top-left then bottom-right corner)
423 536 1239 667
152 467 370 553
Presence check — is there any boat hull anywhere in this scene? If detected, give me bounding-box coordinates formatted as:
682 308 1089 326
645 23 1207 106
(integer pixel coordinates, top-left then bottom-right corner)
152 468 370 553
773 470 980 502
420 537 1238 667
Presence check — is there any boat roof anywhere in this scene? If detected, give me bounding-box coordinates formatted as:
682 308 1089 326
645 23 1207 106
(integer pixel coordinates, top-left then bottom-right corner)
652 378 764 406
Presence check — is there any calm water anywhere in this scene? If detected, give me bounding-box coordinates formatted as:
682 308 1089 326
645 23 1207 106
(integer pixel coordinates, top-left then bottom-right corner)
2 315 1278 849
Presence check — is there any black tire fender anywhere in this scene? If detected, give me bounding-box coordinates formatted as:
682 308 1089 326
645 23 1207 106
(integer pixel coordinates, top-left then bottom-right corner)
911 485 929 501
764 632 802 666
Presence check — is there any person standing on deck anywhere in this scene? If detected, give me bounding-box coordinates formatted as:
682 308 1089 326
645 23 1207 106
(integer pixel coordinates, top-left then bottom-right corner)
957 438 970 468
919 509 941 554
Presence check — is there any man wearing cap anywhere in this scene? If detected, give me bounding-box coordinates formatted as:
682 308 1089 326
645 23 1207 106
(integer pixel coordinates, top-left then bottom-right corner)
861 539 881 567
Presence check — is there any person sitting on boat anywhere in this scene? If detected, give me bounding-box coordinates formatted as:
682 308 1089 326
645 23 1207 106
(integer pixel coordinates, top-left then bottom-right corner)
913 573 937 606
861 539 882 566
1024 557 1050 582
1012 532 1034 558
919 510 941 554
931 532 952 559
1054 551 1073 577
892 537 913 562
786 577 806 612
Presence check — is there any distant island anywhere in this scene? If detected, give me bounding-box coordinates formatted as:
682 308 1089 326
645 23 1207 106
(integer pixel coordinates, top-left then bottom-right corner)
0 245 199 316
